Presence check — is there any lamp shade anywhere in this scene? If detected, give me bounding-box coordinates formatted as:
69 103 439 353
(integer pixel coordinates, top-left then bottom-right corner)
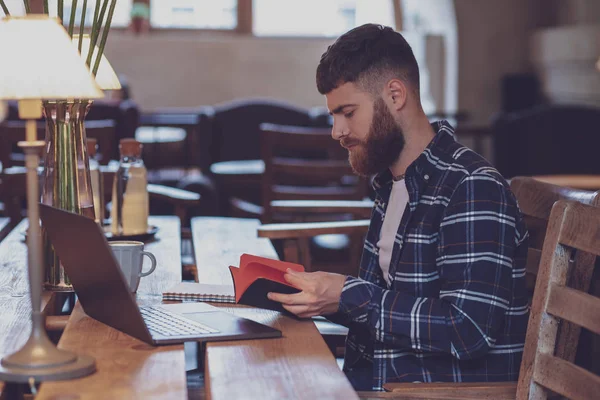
0 15 103 100
72 34 122 90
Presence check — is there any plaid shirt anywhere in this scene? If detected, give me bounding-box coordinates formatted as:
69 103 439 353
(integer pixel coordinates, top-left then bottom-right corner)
329 121 529 391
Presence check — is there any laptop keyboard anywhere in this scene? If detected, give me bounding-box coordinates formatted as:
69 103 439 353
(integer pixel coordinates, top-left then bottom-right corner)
140 306 220 337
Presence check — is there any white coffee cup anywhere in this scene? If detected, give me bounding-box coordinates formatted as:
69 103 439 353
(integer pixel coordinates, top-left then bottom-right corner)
109 240 157 292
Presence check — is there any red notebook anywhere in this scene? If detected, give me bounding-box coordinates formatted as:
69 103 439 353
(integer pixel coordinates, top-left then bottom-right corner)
229 254 304 313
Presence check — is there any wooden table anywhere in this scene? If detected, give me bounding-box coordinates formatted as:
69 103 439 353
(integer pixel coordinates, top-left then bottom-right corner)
533 175 600 191
35 216 186 399
209 160 264 214
0 220 63 396
192 217 358 400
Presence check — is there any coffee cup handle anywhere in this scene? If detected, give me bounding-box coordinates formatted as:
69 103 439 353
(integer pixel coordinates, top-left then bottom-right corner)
140 251 157 277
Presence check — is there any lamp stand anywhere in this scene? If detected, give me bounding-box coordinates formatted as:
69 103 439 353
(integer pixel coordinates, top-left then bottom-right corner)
0 134 95 382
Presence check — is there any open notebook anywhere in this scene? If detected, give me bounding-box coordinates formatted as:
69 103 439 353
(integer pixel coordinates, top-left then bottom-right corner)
162 254 304 313
162 282 235 303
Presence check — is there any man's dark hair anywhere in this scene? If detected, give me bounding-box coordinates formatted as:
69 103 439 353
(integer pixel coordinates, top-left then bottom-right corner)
316 24 420 98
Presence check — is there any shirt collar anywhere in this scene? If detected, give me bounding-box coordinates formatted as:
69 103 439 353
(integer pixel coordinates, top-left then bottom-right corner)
372 120 456 198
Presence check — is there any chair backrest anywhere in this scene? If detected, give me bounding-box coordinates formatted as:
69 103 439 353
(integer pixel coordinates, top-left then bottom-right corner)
510 176 600 289
207 98 330 168
260 123 368 223
0 121 45 168
87 99 140 139
6 99 140 153
517 200 600 400
0 167 27 228
139 106 214 171
84 120 117 165
0 120 117 166
492 104 600 178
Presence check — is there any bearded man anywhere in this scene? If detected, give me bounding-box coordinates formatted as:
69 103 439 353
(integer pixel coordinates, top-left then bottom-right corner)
268 24 530 391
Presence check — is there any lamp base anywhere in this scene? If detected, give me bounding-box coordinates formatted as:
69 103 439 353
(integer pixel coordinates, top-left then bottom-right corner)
0 354 95 383
0 313 96 383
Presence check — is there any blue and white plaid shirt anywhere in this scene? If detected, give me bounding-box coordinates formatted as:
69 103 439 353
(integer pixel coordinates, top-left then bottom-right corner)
329 121 529 391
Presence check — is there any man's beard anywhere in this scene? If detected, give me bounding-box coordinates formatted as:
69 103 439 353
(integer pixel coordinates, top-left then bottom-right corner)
342 98 405 177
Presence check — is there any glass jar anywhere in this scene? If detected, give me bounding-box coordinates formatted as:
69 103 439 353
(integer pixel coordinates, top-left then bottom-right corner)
111 139 149 236
87 138 105 225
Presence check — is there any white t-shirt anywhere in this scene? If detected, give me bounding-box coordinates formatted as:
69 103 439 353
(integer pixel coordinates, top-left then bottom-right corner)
377 179 409 285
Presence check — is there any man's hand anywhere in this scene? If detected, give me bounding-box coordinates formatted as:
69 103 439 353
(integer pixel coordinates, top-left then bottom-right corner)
267 269 347 318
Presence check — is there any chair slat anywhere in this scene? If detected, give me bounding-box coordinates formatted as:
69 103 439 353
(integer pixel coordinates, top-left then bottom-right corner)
383 382 517 400
547 284 600 335
257 220 370 239
533 353 600 400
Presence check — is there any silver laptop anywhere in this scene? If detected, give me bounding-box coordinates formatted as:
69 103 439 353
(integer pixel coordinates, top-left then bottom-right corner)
39 203 281 345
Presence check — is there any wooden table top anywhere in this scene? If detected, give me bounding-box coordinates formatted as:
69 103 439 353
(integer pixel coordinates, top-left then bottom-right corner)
0 220 59 395
36 216 186 400
532 175 600 191
192 217 358 400
209 159 264 177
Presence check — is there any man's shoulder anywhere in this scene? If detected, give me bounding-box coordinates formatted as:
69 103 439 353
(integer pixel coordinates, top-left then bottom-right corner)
432 139 509 192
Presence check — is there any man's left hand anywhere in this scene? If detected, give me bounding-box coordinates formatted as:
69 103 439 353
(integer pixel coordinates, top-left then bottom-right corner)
267 270 347 318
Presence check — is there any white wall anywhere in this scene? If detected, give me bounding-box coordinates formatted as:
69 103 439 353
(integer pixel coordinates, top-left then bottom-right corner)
104 30 445 112
454 0 542 125
530 0 600 107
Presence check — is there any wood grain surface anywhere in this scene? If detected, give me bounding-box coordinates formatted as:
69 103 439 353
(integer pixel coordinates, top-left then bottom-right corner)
0 220 57 395
192 217 357 400
35 216 186 399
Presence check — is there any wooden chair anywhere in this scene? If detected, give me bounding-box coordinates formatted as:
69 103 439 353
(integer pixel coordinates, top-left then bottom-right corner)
0 166 28 230
0 121 45 168
206 98 332 214
509 176 600 294
83 119 117 165
251 123 371 274
0 119 116 167
492 104 600 179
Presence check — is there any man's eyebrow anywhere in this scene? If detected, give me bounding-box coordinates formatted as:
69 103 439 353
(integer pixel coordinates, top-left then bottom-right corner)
329 104 358 116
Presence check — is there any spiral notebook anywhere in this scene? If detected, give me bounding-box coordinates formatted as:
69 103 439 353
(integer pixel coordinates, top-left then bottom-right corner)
162 282 236 303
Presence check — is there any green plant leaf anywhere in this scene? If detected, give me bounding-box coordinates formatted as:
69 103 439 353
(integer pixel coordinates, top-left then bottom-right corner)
0 0 10 16
68 0 78 36
92 0 117 76
78 0 88 52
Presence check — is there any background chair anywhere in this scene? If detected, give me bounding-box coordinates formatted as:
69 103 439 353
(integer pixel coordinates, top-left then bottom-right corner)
252 123 372 275
204 98 332 214
5 99 140 163
137 106 214 185
492 104 600 179
0 120 45 168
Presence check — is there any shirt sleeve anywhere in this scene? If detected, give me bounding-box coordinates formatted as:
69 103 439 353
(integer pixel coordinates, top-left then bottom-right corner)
336 173 524 360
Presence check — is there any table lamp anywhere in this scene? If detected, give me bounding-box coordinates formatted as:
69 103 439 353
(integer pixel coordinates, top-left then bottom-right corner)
0 15 103 383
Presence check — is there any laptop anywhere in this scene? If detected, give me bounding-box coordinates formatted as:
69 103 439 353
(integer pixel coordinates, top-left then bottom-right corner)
39 204 281 345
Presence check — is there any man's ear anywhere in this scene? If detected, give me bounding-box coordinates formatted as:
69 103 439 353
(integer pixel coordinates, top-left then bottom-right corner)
384 79 407 112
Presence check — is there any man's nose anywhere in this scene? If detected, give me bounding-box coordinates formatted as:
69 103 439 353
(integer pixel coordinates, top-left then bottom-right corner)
331 118 347 141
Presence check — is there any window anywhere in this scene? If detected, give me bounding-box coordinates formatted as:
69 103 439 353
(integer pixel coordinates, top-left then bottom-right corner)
47 0 133 28
253 0 394 37
150 0 237 30
401 0 458 119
